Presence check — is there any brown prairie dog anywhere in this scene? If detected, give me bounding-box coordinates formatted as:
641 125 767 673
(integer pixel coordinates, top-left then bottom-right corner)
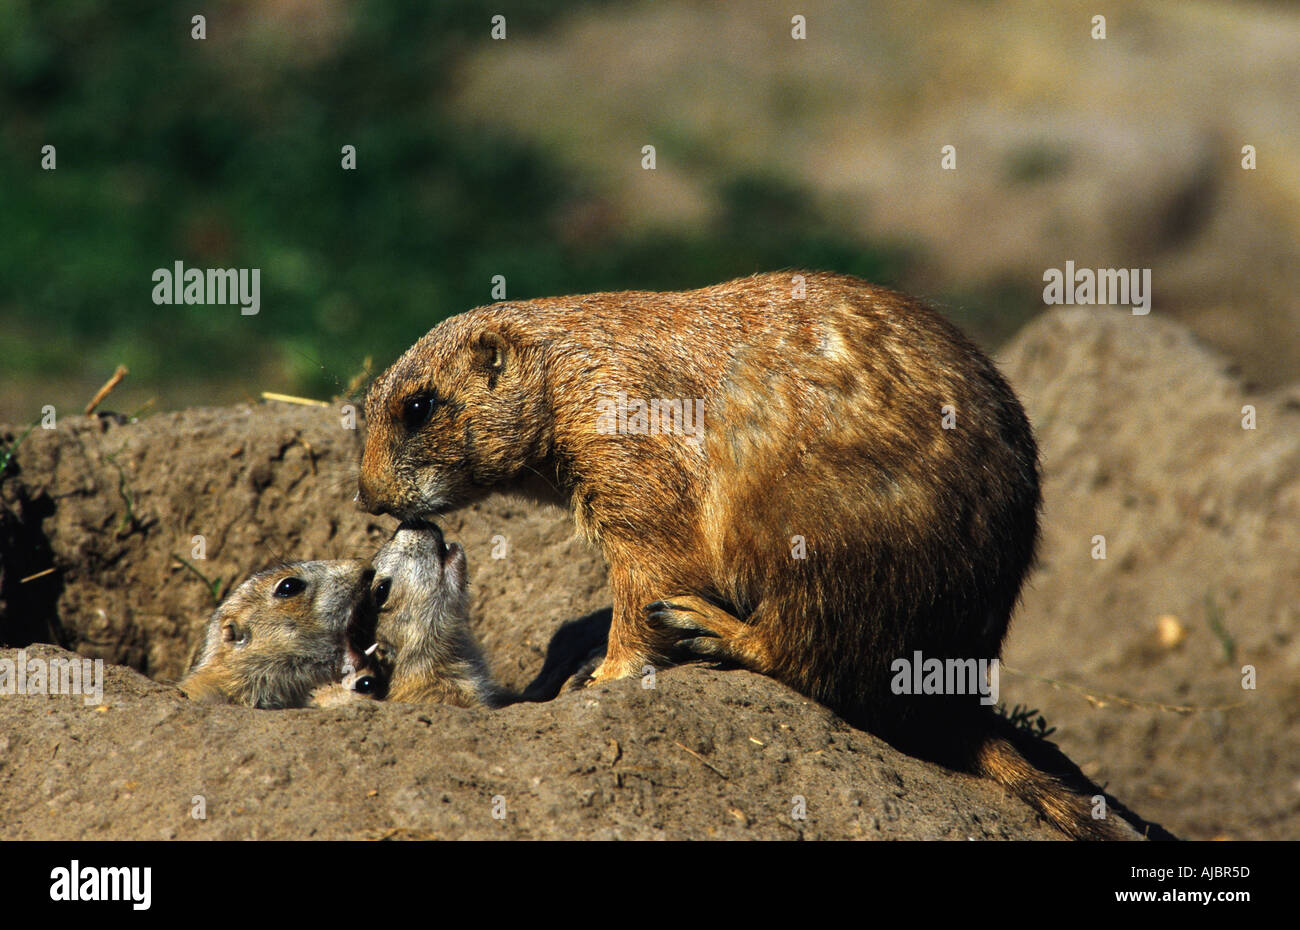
311 522 507 709
180 560 373 709
356 270 1146 839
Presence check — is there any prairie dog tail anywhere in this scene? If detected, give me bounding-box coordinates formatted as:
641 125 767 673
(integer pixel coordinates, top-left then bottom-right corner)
971 713 1162 841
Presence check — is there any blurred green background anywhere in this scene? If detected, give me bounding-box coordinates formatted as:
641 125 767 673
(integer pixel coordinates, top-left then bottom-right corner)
3 0 1297 423
0 0 917 422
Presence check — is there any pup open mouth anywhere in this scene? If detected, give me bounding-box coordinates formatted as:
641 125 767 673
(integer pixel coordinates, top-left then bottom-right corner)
343 592 378 676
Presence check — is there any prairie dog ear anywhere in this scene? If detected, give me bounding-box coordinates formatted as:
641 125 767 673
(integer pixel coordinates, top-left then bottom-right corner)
472 331 509 381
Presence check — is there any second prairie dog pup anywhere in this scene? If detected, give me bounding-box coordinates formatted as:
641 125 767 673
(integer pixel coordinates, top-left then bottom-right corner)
312 522 507 709
180 560 373 709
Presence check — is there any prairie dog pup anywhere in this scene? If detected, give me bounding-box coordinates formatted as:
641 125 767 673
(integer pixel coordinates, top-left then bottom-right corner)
180 560 373 709
356 271 1141 839
312 522 507 709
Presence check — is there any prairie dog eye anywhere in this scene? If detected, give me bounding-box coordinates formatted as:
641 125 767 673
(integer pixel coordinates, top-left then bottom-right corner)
274 577 307 598
374 578 391 608
401 394 435 431
354 675 378 695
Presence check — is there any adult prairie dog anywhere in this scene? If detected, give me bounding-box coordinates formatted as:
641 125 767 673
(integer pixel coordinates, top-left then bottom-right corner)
356 271 1143 839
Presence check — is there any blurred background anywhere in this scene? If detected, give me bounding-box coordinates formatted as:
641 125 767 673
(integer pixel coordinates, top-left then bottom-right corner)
2 0 1297 423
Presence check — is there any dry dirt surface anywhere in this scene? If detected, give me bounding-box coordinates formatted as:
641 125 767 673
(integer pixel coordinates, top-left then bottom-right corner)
2 307 1295 840
0 644 1062 840
0 401 1062 840
998 308 1300 841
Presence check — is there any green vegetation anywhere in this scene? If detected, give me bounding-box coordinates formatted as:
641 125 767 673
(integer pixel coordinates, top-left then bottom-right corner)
1003 141 1071 185
2 1 910 410
0 419 37 475
101 446 144 536
996 703 1057 740
172 554 229 607
1204 591 1235 664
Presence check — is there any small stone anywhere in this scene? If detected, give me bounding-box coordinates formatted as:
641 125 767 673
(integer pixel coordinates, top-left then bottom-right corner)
1156 614 1187 648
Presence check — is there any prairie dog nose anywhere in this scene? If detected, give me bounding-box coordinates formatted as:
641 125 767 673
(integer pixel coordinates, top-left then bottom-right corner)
355 479 385 515
395 519 444 548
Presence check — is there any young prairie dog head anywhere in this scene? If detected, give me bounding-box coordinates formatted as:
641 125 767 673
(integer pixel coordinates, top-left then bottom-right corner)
315 521 504 709
357 313 549 521
180 560 374 709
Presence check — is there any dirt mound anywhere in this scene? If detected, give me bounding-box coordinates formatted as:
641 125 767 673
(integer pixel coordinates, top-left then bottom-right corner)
6 306 1294 839
0 400 1078 840
997 308 1300 840
0 402 610 693
1 643 1067 840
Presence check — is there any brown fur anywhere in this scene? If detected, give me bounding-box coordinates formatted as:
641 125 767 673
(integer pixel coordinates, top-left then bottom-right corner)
311 523 506 709
358 270 1141 838
180 560 372 709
